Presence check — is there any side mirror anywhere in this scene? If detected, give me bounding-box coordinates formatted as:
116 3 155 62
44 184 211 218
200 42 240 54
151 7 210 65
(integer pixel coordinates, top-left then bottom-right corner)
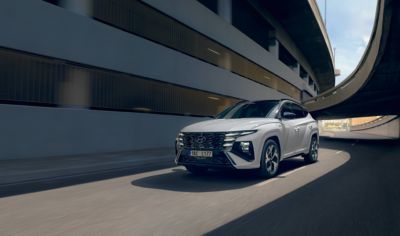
282 111 296 119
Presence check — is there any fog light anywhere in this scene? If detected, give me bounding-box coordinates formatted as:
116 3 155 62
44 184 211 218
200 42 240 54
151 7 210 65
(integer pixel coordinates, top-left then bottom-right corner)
240 142 250 153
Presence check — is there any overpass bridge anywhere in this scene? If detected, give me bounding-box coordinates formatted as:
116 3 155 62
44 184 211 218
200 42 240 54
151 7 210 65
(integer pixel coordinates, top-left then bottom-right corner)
304 0 400 119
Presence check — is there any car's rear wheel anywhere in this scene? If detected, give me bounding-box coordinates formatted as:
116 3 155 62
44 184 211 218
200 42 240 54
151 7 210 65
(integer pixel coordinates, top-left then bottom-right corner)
258 139 280 178
304 135 318 164
185 165 208 175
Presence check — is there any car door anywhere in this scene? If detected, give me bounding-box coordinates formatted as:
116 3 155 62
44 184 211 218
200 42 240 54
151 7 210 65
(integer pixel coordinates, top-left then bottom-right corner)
290 103 309 154
279 102 298 158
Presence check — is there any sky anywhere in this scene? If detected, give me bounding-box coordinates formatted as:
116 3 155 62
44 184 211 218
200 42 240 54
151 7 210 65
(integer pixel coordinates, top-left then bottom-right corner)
316 0 377 85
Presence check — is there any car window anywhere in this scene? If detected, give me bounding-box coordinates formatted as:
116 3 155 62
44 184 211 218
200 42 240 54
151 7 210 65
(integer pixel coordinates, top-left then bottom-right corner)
280 102 308 119
216 100 279 119
280 103 295 119
215 102 241 118
280 103 291 115
290 103 307 118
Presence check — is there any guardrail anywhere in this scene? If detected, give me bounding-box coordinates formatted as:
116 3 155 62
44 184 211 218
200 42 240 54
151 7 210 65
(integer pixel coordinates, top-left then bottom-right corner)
350 115 399 131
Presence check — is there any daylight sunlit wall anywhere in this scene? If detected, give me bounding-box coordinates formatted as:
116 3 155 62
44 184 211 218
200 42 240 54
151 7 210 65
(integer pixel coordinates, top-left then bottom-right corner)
319 117 400 139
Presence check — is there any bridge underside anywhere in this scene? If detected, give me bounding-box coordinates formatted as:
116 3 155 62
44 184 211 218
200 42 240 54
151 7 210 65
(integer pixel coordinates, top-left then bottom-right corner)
312 0 400 119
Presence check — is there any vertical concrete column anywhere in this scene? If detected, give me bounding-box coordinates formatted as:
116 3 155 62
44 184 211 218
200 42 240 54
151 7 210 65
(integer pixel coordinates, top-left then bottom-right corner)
268 39 279 60
218 0 232 23
59 0 93 17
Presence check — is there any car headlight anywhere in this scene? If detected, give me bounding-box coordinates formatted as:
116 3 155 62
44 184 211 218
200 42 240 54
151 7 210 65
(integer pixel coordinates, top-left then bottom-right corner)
239 141 251 152
176 132 184 150
223 130 257 150
231 141 255 161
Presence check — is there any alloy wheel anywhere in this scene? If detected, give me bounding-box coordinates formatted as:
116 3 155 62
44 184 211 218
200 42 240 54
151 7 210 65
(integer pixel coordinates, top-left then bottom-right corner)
310 138 318 161
265 143 279 175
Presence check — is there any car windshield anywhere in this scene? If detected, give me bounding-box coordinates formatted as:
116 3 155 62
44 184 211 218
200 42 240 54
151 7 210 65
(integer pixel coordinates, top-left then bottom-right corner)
216 100 279 119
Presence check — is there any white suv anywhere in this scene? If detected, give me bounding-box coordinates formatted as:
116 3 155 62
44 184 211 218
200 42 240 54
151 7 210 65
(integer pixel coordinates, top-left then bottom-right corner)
175 99 319 178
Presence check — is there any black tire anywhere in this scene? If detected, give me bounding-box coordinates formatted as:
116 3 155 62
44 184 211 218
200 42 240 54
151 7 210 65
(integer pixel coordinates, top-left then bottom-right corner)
257 139 280 178
185 165 208 175
304 135 318 164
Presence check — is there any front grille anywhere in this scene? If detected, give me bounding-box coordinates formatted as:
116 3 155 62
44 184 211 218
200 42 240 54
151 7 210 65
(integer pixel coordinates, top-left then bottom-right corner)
182 132 225 150
177 150 234 167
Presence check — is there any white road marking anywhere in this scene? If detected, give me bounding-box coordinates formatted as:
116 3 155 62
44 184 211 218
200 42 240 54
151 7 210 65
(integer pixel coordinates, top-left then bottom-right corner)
255 178 278 187
279 166 307 177
256 166 307 187
336 151 343 154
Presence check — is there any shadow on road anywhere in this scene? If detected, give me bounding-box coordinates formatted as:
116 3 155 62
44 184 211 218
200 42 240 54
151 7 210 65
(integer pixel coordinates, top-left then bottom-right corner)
131 157 307 192
0 161 174 198
205 138 400 236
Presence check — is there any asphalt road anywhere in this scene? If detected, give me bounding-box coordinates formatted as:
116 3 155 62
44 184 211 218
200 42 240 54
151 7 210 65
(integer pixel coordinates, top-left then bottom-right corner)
0 138 399 235
208 138 400 236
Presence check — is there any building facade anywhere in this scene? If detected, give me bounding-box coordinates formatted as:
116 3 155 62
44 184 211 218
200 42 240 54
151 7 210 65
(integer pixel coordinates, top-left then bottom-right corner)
0 0 334 159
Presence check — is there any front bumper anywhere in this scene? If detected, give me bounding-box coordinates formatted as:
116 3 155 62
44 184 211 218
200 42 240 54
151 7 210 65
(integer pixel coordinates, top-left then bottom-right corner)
176 149 260 170
175 131 265 170
176 149 235 169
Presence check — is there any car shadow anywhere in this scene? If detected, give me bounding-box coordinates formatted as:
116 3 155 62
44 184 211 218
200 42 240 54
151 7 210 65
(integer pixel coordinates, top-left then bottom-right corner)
131 157 307 192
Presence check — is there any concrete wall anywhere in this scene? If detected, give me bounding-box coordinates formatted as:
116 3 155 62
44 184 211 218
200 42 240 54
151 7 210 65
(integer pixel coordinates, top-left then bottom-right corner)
319 118 400 140
358 118 400 139
0 0 287 101
0 0 312 159
143 0 314 94
0 104 208 160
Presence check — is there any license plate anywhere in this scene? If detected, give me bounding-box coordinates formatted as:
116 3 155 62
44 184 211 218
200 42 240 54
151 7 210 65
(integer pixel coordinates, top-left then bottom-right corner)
190 150 213 158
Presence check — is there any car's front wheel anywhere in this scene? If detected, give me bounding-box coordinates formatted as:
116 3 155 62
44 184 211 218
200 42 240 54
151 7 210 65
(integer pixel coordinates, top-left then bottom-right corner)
185 165 208 175
303 135 318 164
258 139 280 178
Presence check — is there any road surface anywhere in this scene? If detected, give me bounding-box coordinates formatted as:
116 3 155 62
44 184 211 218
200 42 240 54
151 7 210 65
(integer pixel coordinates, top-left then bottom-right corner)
0 138 399 235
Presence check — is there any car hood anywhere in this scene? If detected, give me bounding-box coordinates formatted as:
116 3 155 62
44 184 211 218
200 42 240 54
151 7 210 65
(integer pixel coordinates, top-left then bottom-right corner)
181 118 279 132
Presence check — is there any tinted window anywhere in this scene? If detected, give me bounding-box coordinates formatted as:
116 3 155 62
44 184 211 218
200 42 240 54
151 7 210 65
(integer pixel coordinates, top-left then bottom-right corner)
280 102 308 119
216 101 279 119
291 103 307 118
280 103 293 118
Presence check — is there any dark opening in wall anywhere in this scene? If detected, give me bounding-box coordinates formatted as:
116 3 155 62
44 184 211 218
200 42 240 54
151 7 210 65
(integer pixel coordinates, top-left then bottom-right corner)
43 0 60 4
232 0 273 51
279 43 297 68
309 77 314 86
300 65 308 80
197 0 218 14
